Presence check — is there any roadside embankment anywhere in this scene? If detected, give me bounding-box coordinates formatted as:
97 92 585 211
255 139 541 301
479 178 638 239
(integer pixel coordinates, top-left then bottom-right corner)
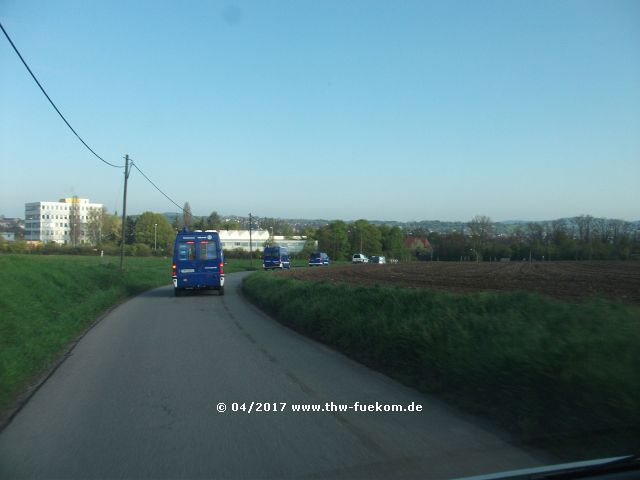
0 255 170 420
242 272 640 460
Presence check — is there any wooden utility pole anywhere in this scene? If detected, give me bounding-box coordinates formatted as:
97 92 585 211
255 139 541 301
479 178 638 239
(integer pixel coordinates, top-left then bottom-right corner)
249 212 253 269
120 155 131 271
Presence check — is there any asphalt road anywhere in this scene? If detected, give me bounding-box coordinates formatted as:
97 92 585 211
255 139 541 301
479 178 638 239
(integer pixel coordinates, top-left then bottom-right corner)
0 272 549 479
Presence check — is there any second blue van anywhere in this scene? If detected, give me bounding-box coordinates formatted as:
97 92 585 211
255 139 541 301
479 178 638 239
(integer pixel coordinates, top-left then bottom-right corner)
308 252 330 266
263 246 291 270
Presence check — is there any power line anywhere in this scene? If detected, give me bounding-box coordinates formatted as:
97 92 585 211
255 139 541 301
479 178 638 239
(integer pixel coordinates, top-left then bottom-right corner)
2 21 186 217
130 160 184 212
0 21 123 169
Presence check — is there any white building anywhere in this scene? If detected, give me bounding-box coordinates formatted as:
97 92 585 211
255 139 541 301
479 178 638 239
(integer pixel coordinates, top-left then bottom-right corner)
24 197 103 244
218 230 313 253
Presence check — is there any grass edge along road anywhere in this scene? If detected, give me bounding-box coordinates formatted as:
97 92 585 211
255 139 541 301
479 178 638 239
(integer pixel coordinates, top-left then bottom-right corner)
242 271 640 461
0 254 260 423
0 254 278 427
0 255 171 422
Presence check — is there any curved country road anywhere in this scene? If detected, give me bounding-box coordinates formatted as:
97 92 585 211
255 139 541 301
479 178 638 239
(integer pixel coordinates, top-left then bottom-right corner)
0 272 549 479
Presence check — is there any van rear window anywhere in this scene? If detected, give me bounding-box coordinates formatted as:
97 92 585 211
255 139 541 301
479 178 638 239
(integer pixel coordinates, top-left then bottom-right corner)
198 241 218 260
178 242 195 261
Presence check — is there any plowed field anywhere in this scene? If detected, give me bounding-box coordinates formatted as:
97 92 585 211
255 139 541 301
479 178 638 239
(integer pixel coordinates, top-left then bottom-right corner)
277 261 640 304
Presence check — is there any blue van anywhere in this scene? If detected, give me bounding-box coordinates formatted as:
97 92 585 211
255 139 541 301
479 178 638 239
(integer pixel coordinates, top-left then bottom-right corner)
309 252 330 266
172 230 225 296
263 246 291 270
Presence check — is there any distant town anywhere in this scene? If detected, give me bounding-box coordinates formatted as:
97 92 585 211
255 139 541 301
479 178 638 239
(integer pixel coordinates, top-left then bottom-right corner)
1 196 639 261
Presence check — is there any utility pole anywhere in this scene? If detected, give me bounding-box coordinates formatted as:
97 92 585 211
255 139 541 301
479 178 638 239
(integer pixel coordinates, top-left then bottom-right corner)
249 212 253 269
120 155 131 271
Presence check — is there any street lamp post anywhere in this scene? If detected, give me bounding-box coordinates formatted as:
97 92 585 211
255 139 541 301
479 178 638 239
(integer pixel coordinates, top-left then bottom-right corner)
154 223 157 252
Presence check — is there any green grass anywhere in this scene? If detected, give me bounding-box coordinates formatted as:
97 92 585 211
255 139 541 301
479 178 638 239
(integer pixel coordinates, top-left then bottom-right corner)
0 254 171 417
0 253 276 418
243 272 640 460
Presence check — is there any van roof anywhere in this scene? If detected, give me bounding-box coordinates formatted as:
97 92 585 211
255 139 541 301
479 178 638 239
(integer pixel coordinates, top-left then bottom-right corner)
176 231 220 239
177 229 219 235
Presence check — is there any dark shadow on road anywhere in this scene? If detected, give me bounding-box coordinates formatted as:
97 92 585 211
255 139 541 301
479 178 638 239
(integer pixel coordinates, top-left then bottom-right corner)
138 287 225 299
137 286 173 298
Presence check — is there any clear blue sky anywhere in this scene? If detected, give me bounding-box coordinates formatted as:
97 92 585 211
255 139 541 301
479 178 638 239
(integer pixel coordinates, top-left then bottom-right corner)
1 0 639 222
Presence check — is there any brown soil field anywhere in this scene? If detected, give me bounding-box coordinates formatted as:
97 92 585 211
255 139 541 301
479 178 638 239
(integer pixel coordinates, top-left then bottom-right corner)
277 261 640 304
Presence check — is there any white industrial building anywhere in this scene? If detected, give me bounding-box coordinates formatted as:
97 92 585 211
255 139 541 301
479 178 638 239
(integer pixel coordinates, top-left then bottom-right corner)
218 230 313 253
24 197 103 244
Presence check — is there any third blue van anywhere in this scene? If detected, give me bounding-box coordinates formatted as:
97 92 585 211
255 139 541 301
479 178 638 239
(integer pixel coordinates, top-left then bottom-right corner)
308 252 330 266
263 246 291 270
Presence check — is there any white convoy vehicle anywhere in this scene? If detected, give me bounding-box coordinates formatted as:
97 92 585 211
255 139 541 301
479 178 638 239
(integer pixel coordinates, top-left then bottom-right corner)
352 253 369 263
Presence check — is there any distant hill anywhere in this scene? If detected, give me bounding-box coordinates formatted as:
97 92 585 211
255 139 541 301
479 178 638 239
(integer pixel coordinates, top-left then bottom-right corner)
153 212 639 235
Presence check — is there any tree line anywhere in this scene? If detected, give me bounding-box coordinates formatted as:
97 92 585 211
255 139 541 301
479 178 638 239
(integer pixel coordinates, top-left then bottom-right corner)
2 205 638 261
309 215 640 261
439 214 640 261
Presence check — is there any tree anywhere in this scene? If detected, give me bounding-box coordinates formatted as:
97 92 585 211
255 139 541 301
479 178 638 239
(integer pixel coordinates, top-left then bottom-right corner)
260 218 295 236
281 223 295 238
182 202 193 230
348 219 382 255
206 211 222 230
525 222 545 259
124 217 137 245
262 236 275 248
102 212 121 244
193 217 207 230
468 215 493 240
317 221 349 261
68 196 81 246
381 226 405 259
434 232 469 260
222 219 241 230
300 237 318 257
133 212 175 252
574 215 594 243
86 207 106 245
468 215 494 260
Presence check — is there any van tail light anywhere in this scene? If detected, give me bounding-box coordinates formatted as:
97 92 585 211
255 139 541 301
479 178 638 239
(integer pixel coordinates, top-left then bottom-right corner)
172 264 176 276
219 261 224 274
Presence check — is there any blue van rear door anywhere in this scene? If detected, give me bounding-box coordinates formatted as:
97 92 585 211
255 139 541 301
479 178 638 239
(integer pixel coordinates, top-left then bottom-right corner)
176 240 197 277
197 240 221 286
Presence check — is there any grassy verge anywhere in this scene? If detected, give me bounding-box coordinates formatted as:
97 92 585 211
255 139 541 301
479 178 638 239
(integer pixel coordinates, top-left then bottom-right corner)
0 254 170 418
243 272 640 460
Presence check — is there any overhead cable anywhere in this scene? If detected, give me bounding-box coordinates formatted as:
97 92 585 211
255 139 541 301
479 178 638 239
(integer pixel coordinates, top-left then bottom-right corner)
130 160 184 212
0 21 123 169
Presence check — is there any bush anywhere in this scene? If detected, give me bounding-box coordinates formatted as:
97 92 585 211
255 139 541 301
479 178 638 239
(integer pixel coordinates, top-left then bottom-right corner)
223 248 262 259
133 243 152 257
